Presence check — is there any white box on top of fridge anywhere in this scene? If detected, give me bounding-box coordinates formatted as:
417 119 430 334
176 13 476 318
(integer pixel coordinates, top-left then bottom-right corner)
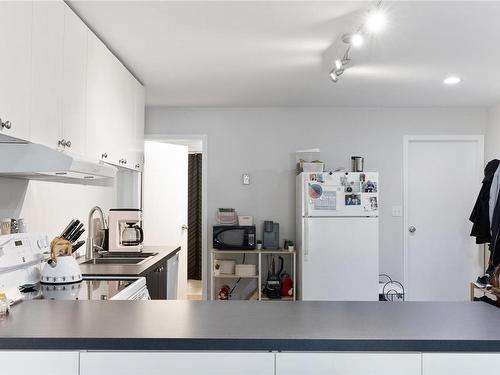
296 172 379 301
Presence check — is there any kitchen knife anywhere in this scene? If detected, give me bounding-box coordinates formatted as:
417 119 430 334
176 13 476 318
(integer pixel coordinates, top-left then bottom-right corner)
71 240 85 253
68 223 83 242
69 228 85 243
64 221 81 241
60 219 75 239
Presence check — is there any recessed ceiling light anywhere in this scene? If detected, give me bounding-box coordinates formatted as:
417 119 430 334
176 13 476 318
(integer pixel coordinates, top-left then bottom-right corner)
443 76 461 85
351 33 364 48
365 10 387 33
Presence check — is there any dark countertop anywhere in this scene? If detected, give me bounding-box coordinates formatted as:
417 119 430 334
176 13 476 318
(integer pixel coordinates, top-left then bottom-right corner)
1 300 500 352
78 246 180 277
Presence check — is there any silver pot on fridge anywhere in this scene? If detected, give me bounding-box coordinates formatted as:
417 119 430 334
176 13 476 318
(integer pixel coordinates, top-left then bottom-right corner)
351 156 364 172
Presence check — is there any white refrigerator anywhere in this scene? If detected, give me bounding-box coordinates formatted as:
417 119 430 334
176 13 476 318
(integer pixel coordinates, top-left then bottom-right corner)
296 172 379 301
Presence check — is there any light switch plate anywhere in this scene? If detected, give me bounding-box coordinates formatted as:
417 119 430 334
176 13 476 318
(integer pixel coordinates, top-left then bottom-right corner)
242 174 250 185
392 205 402 217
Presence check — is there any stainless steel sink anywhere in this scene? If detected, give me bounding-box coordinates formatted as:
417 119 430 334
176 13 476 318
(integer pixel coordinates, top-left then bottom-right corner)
81 258 147 265
80 251 158 266
98 252 158 259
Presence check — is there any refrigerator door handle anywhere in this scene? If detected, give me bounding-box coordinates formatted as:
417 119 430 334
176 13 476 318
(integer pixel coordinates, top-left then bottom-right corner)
304 219 309 260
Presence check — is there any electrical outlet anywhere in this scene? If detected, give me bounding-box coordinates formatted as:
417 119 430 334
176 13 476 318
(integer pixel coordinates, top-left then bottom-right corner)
392 205 402 217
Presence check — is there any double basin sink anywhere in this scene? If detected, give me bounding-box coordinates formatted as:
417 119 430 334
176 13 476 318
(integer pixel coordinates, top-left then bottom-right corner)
80 252 158 266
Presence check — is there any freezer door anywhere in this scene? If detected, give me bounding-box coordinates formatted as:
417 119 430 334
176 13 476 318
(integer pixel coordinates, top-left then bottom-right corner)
304 182 378 217
301 217 379 301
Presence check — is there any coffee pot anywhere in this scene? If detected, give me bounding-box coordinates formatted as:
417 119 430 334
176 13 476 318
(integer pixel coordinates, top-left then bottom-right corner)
121 223 144 246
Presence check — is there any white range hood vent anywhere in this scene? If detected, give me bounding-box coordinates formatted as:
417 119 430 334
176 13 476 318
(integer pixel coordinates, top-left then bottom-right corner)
0 142 117 184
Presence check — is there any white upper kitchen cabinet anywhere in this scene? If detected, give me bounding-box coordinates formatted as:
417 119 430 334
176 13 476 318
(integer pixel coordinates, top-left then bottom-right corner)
30 1 65 149
61 3 88 156
86 30 139 168
130 77 145 171
0 1 32 141
86 31 119 164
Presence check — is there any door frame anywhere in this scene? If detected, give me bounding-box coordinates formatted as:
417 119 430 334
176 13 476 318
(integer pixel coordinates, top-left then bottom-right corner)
402 134 484 299
144 134 209 300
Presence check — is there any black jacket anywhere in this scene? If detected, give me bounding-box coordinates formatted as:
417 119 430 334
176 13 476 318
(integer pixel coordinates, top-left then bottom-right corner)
470 159 500 245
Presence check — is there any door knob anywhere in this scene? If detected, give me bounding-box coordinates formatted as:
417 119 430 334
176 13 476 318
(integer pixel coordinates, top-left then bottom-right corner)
182 225 189 230
409 226 416 233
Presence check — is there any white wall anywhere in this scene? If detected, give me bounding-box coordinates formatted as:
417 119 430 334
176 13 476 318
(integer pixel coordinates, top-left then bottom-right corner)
486 104 500 162
0 177 116 243
146 107 486 282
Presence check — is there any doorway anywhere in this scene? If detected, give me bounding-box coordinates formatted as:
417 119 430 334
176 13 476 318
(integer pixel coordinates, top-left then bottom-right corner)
143 135 208 300
403 135 484 301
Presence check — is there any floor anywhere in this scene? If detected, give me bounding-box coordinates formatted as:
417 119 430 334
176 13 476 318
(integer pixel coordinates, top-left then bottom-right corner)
187 279 203 300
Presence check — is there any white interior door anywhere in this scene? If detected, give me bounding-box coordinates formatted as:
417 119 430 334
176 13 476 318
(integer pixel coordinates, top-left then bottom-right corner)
143 141 188 299
404 136 483 301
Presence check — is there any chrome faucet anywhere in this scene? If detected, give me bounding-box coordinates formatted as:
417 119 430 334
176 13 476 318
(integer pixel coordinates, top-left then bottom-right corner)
86 206 107 259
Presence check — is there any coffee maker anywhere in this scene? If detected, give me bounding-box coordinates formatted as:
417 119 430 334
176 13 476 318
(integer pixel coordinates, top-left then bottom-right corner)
108 209 144 252
263 221 279 250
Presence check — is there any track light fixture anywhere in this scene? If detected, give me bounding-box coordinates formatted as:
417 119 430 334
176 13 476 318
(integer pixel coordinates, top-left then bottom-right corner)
328 1 386 84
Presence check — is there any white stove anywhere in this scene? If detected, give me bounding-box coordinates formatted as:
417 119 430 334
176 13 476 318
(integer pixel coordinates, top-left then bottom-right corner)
0 233 149 304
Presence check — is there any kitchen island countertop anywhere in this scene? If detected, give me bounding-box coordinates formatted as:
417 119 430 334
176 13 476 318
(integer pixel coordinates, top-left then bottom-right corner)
77 246 180 277
1 300 500 352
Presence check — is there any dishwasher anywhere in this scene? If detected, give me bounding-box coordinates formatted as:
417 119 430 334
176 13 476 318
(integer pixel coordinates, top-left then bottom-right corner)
166 253 179 299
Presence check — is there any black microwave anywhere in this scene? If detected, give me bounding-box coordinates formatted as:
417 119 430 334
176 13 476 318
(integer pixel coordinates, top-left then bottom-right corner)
213 225 256 250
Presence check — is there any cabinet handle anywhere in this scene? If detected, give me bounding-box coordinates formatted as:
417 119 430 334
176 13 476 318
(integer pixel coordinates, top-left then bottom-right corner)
65 140 71 148
1 120 11 130
135 164 140 169
58 139 66 147
101 153 108 159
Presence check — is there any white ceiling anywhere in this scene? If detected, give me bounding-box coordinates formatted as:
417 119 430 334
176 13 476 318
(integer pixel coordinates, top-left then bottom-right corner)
69 1 500 107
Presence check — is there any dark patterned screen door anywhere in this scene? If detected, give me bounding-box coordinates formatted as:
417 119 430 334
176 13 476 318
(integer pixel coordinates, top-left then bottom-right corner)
187 153 202 280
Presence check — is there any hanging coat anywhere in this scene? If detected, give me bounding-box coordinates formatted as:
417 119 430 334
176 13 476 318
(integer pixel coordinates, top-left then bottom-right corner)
470 159 500 244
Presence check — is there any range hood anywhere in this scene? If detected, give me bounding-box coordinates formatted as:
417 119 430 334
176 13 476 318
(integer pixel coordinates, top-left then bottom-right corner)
0 142 117 183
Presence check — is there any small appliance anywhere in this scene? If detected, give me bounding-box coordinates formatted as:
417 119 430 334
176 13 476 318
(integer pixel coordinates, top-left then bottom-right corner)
263 221 279 250
213 225 256 250
108 209 144 252
263 255 284 299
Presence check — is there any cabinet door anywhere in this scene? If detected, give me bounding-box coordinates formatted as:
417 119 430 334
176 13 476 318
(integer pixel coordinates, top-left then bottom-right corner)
423 353 500 375
146 267 160 299
158 260 168 299
114 64 135 168
30 1 64 149
61 3 87 156
0 1 32 140
0 351 79 375
276 353 421 375
86 32 118 163
80 352 274 375
130 79 145 171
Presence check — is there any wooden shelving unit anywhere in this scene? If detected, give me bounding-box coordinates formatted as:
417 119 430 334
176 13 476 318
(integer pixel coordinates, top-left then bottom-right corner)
210 249 296 301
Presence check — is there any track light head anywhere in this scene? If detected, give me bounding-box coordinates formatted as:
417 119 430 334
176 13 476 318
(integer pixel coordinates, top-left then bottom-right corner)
329 69 340 83
342 33 364 48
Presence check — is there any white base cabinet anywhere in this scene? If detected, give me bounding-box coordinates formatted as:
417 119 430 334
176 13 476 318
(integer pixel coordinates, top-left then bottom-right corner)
0 351 79 375
80 352 275 375
1 350 499 374
276 352 421 375
423 353 500 375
